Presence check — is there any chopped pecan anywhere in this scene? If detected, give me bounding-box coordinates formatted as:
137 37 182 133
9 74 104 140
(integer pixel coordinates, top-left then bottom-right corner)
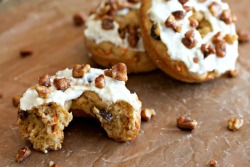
104 63 128 82
212 32 223 44
128 32 139 47
35 86 51 98
228 118 243 131
208 2 222 17
177 116 197 131
224 34 238 45
165 15 182 32
189 17 199 29
72 64 91 78
141 108 156 122
237 30 250 43
182 30 198 49
95 74 106 89
172 10 186 20
151 24 161 40
16 146 31 163
53 78 71 91
38 74 51 87
102 17 114 30
183 6 192 12
73 12 86 26
220 10 237 24
201 43 215 58
20 49 33 58
178 0 188 5
118 23 127 39
13 96 21 107
209 159 217 167
215 40 226 58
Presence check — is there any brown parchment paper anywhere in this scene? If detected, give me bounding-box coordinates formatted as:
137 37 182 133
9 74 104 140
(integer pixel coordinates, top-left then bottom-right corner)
0 0 250 166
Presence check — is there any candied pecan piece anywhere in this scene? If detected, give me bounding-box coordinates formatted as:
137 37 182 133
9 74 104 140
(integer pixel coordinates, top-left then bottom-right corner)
177 116 197 131
151 24 161 40
228 118 243 131
95 74 106 89
105 63 128 81
16 146 31 163
178 0 188 5
38 74 51 87
128 32 139 47
13 96 21 107
141 108 156 122
182 30 198 49
201 43 215 58
53 78 71 91
215 40 226 58
237 30 250 43
73 12 86 26
118 23 127 39
172 10 186 20
72 64 91 78
208 2 222 16
224 34 238 45
212 32 223 44
228 69 238 78
165 15 182 32
189 17 199 29
35 86 51 98
102 17 114 30
183 6 192 12
220 10 237 24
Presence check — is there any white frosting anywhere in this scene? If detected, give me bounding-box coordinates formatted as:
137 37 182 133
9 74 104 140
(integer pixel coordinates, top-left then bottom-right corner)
84 1 145 52
148 0 239 75
20 68 141 112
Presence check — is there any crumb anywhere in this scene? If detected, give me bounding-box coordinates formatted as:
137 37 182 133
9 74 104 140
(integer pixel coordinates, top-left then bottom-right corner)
177 116 197 131
20 49 33 58
228 118 243 131
73 12 87 26
209 159 217 167
16 146 31 163
13 96 22 107
141 108 156 121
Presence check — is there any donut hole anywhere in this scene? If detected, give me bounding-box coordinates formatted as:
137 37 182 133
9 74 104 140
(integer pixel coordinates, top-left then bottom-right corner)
190 10 213 38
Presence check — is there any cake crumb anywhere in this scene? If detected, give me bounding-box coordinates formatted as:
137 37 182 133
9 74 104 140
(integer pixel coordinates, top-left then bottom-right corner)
209 159 217 167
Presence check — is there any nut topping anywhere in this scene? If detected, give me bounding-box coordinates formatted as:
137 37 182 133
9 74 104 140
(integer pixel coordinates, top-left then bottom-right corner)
220 10 237 24
141 108 156 122
53 78 71 91
13 96 21 107
172 10 186 20
237 30 250 43
102 17 114 30
228 118 243 131
228 69 238 78
208 2 222 17
16 146 31 163
212 32 223 44
151 24 161 40
72 64 91 78
35 86 51 98
182 30 198 49
177 116 197 131
95 74 106 89
178 0 188 5
38 74 51 87
224 34 238 45
128 25 139 47
189 17 199 29
215 40 226 58
105 63 128 82
165 15 182 32
201 43 215 58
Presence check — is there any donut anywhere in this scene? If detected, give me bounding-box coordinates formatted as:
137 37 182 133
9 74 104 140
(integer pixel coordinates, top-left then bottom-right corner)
140 0 239 82
84 0 157 73
17 63 142 153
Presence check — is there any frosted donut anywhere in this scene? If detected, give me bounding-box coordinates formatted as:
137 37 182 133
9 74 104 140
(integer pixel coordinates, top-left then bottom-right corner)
17 63 141 153
84 0 157 73
140 0 239 82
